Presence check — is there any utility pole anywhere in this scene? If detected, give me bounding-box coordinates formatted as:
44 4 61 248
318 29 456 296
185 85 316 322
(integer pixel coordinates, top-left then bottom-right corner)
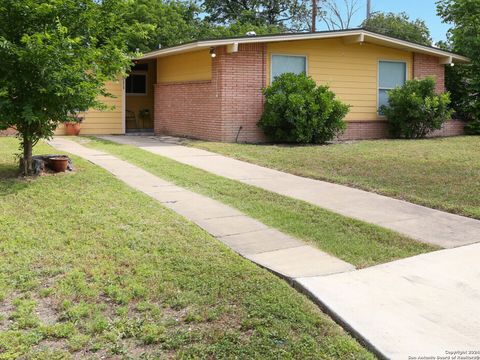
312 0 317 32
366 0 371 19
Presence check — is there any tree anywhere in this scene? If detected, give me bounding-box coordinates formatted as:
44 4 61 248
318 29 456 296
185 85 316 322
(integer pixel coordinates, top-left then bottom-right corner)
202 21 284 39
124 0 290 52
199 0 311 31
0 0 142 175
124 0 203 52
361 12 432 45
437 0 480 134
318 0 361 30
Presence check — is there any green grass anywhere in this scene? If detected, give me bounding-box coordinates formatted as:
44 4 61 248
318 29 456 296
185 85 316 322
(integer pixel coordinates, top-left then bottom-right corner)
0 137 374 359
189 136 480 219
78 136 436 268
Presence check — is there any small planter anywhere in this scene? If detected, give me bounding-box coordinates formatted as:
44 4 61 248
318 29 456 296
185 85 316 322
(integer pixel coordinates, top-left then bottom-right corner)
65 122 81 136
49 157 69 172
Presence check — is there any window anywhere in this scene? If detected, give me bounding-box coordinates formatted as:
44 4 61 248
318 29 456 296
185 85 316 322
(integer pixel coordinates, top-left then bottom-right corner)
271 55 307 83
378 61 406 111
126 73 147 95
132 63 148 72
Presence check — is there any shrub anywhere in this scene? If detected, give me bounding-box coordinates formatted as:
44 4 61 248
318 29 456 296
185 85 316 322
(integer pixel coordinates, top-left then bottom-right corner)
465 118 480 135
258 73 350 144
381 77 453 139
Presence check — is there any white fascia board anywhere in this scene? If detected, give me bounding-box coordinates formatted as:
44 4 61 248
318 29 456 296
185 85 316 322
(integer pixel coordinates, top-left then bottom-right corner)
138 29 469 63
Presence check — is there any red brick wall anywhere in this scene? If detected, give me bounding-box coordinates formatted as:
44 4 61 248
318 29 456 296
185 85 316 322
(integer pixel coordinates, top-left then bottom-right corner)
154 44 266 142
154 80 222 141
216 44 266 143
428 119 465 137
338 121 389 140
0 128 17 136
413 53 445 93
337 119 464 140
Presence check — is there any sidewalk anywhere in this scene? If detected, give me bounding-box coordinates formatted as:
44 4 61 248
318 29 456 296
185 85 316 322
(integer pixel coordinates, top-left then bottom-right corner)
99 135 480 249
48 137 354 281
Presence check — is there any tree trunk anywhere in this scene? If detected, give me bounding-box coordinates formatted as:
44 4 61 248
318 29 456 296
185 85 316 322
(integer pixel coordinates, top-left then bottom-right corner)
21 138 33 176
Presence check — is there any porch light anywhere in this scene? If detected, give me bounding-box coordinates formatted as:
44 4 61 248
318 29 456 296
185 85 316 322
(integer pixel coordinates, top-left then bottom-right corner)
210 47 216 58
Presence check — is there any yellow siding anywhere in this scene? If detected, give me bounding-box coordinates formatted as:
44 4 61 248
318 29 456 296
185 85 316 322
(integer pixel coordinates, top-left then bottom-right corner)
56 80 124 135
267 38 413 121
157 50 212 83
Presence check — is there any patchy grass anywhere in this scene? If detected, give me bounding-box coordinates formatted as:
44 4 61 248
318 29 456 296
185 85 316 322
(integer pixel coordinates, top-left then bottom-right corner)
189 136 480 219
0 137 373 359
79 136 436 268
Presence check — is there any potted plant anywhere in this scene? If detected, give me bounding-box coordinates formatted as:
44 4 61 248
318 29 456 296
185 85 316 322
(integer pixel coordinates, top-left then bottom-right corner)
65 114 84 136
49 156 69 172
139 108 150 119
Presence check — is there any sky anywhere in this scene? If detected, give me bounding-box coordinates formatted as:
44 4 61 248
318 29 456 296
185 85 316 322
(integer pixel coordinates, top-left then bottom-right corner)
318 0 451 44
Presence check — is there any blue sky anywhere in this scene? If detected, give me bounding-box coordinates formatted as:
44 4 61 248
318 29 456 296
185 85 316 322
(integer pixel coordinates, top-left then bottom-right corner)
318 0 450 43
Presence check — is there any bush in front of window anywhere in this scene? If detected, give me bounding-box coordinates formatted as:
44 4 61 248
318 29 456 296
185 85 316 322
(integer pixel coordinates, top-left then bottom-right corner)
381 77 453 139
258 73 350 144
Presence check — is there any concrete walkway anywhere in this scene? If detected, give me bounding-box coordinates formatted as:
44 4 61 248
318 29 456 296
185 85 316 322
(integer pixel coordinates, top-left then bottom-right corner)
299 244 480 359
48 137 354 280
100 135 480 249
49 137 480 359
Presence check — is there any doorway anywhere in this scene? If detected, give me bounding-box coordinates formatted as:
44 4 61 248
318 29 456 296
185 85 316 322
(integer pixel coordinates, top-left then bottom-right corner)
125 59 156 133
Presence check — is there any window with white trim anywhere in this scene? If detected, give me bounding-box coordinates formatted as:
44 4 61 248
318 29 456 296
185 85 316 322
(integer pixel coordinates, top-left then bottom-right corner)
378 61 406 110
126 73 147 95
271 55 306 83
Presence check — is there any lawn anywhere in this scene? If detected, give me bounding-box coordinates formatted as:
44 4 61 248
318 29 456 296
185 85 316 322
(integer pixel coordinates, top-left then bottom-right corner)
189 136 480 219
79 136 436 268
0 137 374 359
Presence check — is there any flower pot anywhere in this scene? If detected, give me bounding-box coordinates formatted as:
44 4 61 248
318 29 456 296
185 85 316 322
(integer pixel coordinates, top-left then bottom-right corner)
49 157 69 172
65 122 81 136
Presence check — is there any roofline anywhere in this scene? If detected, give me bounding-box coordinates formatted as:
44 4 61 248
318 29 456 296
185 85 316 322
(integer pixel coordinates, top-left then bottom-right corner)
139 28 469 63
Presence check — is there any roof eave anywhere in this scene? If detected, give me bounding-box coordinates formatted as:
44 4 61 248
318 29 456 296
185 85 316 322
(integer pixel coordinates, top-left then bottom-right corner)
138 29 470 64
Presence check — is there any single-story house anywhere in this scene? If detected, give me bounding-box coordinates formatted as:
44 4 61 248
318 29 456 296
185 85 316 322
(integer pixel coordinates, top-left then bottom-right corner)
54 28 469 142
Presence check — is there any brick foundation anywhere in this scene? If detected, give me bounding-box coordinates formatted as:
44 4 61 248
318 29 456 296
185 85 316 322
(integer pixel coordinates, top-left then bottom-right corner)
0 128 17 136
338 121 389 140
337 119 465 140
427 119 465 137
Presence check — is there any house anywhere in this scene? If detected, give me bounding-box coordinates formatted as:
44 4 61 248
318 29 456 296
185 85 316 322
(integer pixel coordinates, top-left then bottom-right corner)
55 28 469 142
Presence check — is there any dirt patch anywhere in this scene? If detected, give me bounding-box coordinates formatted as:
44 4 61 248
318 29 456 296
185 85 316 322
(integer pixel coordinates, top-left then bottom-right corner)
0 296 16 331
35 296 59 325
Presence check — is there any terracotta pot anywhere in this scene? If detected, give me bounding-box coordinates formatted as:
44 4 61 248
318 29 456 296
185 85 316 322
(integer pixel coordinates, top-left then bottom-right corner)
65 122 81 136
49 157 69 172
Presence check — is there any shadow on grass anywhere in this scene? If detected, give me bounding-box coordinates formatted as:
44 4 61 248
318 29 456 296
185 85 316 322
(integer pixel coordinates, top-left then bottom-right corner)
0 164 30 196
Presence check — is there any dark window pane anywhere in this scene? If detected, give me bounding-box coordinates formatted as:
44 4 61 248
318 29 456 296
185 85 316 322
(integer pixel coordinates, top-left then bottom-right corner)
126 74 146 94
132 75 146 94
132 63 148 71
126 77 132 93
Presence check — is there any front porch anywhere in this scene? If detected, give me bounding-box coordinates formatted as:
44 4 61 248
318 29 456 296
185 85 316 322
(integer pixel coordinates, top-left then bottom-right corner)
125 58 156 134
